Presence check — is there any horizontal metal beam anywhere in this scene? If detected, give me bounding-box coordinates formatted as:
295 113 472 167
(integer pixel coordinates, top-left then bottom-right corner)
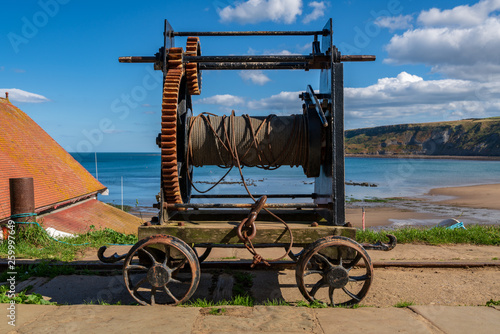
167 203 321 209
171 30 327 37
119 56 156 63
190 194 314 199
199 62 309 70
184 55 314 63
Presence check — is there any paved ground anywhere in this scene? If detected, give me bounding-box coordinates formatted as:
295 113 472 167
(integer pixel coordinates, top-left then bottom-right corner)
2 244 499 333
2 304 499 333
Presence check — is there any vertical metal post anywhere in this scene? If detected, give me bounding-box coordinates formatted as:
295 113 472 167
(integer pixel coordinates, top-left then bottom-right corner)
332 62 345 225
9 177 35 223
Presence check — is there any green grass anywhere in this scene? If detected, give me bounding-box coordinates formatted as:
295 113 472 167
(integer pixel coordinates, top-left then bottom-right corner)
0 261 76 282
263 299 290 306
182 295 254 307
394 300 415 308
220 256 237 260
356 226 500 245
83 299 124 306
0 285 55 305
232 272 253 297
486 299 500 306
295 300 328 308
209 307 226 315
0 223 138 261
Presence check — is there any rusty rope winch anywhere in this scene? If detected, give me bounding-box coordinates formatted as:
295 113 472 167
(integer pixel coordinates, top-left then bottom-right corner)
99 19 397 307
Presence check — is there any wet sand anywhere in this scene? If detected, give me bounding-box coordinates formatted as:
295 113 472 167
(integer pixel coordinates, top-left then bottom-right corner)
428 183 500 210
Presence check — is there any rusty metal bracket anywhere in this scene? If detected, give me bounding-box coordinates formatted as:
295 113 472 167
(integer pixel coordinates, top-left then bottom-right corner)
97 246 128 263
361 234 397 251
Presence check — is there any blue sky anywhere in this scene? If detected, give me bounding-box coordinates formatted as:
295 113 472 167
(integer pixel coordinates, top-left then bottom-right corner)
2 0 500 152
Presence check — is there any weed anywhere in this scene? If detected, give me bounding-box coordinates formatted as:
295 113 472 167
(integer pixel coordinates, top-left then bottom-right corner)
232 272 253 297
84 299 123 305
0 262 76 282
263 299 290 306
492 257 499 260
209 307 226 315
394 300 415 308
295 300 328 308
0 285 55 305
486 299 500 306
220 256 237 260
182 296 254 307
0 223 137 261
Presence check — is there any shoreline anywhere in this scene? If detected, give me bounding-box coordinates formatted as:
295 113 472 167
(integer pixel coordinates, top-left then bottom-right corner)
346 154 500 161
128 183 500 229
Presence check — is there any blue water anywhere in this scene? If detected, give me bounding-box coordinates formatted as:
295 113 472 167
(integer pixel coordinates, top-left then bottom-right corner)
71 153 500 209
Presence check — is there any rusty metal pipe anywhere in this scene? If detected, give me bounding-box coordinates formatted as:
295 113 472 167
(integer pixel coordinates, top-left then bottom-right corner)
9 177 35 221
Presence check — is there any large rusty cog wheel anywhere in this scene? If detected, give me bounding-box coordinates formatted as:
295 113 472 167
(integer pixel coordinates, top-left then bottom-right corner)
161 47 185 206
185 37 201 95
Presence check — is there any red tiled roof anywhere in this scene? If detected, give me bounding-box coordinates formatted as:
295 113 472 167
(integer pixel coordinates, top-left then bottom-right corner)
40 199 142 235
0 98 106 220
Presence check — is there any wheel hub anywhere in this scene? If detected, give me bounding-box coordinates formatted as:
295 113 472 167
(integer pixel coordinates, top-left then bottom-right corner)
326 266 349 289
147 265 171 287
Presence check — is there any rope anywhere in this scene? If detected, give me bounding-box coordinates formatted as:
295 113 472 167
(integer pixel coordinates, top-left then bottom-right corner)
188 112 307 168
8 214 135 246
186 111 294 265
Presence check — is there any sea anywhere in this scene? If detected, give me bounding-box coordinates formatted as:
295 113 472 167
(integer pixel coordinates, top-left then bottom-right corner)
72 153 500 212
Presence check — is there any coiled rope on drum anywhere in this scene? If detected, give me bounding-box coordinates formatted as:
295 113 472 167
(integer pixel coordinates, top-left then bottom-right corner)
187 110 299 265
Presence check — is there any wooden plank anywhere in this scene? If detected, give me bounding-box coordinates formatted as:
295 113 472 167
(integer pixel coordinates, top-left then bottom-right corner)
138 223 356 245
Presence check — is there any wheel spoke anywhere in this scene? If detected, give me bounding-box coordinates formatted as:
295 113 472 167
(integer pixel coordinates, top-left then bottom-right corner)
164 285 179 303
126 264 148 272
139 248 157 265
304 270 324 277
342 287 361 301
162 247 171 267
312 253 334 269
309 278 325 298
170 258 188 272
132 277 148 295
151 287 156 305
344 252 363 271
349 274 370 282
329 286 335 306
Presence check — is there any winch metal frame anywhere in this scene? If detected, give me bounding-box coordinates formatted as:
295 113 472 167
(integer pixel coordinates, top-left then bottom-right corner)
100 19 396 307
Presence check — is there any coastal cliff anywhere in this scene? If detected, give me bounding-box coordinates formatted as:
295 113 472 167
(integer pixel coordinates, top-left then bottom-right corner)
345 117 500 156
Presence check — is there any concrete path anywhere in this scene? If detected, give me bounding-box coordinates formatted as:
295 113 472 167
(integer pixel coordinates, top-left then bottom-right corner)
2 304 499 334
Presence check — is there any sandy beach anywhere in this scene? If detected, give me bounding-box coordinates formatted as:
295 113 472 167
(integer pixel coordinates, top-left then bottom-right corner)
428 183 500 210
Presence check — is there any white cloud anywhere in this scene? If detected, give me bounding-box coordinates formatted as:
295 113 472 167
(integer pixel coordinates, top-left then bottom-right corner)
344 72 500 127
385 1 500 81
418 0 500 27
218 0 303 24
239 71 271 85
0 88 50 103
196 94 245 107
247 91 302 112
302 1 326 24
375 14 413 31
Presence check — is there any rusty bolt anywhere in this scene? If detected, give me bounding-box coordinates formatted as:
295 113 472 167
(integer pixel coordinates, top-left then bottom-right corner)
178 222 185 227
310 222 318 227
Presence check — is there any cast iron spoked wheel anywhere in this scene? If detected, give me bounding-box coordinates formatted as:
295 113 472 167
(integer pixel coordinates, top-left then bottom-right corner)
123 234 200 306
295 236 373 307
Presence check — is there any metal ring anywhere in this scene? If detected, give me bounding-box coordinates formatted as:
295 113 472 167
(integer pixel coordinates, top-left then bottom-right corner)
236 218 257 242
